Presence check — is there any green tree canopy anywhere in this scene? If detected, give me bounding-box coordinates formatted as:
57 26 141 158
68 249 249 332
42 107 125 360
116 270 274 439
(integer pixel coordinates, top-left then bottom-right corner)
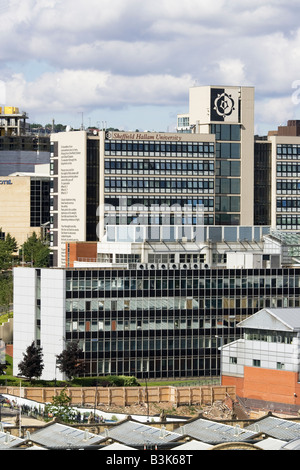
56 342 86 381
18 341 44 382
44 387 77 423
21 232 50 267
0 231 18 270
0 274 13 312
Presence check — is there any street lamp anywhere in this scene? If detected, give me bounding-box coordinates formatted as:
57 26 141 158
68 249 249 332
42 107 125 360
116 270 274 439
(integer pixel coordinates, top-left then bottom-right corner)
215 335 223 385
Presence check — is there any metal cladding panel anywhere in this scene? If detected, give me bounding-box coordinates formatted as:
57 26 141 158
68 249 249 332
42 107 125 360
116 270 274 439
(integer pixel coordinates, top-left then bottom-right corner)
174 418 257 444
30 423 105 449
246 416 300 442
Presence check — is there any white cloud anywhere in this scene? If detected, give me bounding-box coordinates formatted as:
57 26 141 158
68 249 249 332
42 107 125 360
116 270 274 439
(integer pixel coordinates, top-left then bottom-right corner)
5 69 194 112
1 0 300 129
217 59 247 86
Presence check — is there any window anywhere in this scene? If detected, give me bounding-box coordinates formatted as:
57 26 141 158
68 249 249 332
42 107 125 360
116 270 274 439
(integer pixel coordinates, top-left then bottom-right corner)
230 356 237 364
253 359 261 367
211 124 241 141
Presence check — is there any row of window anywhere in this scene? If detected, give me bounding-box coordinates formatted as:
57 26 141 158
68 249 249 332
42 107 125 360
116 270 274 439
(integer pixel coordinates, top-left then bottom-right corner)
104 196 214 210
276 215 300 228
65 335 225 352
66 294 297 312
66 274 300 292
215 178 240 195
177 117 190 128
276 197 300 210
277 144 300 157
143 254 206 264
216 160 240 176
104 140 215 156
88 358 220 377
250 359 286 370
104 214 214 226
65 314 233 331
30 180 50 227
104 177 215 193
210 124 241 141
104 159 215 175
216 142 240 159
276 180 300 193
277 163 300 175
244 330 294 344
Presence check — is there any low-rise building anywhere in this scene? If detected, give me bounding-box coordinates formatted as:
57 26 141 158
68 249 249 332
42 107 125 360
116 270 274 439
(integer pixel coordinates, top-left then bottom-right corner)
221 308 300 406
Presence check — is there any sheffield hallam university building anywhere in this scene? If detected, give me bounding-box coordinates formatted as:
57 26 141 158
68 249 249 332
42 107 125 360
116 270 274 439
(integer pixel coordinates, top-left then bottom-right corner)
12 86 300 380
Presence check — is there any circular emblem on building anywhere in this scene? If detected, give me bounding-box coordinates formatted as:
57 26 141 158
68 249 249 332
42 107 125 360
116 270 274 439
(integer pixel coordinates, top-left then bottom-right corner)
213 92 235 118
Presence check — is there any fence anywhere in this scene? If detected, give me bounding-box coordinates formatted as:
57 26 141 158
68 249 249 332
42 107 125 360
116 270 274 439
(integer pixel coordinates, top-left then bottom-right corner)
0 385 236 408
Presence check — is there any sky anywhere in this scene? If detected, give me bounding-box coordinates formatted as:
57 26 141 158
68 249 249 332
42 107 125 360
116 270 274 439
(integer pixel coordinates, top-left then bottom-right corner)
1 0 300 134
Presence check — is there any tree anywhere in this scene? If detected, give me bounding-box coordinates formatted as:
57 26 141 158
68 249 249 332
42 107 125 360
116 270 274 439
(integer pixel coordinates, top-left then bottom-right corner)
21 232 50 267
44 387 77 423
0 361 7 376
4 233 18 253
0 274 13 313
56 342 85 381
0 232 18 271
18 342 44 382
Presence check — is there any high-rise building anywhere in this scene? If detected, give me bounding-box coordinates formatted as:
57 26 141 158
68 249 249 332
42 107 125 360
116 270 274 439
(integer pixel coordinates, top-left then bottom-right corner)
50 85 256 267
50 129 216 267
177 86 255 226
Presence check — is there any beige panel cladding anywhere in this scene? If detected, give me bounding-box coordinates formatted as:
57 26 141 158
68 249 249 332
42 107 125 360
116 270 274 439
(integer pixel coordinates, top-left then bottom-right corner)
0 176 38 248
104 129 215 143
239 86 255 225
188 85 212 128
187 85 255 225
51 131 88 267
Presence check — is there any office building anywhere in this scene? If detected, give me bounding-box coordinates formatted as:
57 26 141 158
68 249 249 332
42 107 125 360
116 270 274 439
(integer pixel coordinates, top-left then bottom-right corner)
177 86 255 227
253 120 300 230
50 129 216 267
0 165 50 248
15 225 300 382
50 85 256 267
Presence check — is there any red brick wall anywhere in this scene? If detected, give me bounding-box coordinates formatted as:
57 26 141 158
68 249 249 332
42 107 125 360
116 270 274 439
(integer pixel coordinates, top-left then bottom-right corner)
66 242 97 267
222 375 244 397
222 367 300 405
5 344 13 357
